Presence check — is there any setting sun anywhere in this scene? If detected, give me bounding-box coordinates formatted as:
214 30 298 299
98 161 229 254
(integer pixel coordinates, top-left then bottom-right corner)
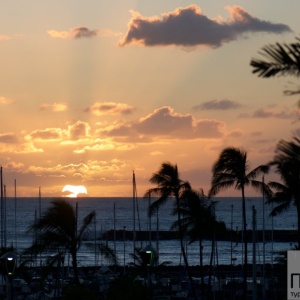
62 185 88 198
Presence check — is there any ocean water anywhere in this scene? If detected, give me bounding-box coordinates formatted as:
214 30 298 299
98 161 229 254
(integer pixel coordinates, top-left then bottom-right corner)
0 197 296 267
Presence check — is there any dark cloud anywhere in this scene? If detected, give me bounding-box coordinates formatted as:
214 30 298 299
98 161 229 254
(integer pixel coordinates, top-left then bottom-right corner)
119 5 291 48
239 107 295 119
227 130 243 138
0 133 19 143
250 131 263 137
71 27 98 39
85 102 135 116
194 99 243 110
252 108 291 119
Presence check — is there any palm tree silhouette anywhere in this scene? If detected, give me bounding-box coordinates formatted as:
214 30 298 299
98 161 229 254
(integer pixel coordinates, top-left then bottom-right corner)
145 162 197 300
267 135 300 247
171 188 226 299
208 147 268 298
25 199 116 285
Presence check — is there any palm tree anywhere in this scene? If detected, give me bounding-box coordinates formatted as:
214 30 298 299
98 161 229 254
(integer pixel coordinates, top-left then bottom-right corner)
208 147 268 298
250 37 300 96
266 135 300 247
171 188 226 299
24 199 116 285
145 162 197 300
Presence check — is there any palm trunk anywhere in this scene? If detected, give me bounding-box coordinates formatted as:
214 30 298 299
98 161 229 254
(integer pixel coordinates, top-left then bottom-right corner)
73 202 79 285
71 247 79 285
200 239 205 300
208 235 215 300
175 196 197 300
242 187 248 298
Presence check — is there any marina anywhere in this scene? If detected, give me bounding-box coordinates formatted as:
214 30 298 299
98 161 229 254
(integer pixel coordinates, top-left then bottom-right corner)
0 195 293 299
0 196 296 267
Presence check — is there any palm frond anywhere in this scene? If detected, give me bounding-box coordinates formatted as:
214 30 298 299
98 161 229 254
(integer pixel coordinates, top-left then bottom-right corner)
269 200 291 216
251 179 273 200
148 197 168 216
99 243 118 265
209 179 235 197
268 181 289 193
77 210 96 240
251 41 300 78
247 164 270 180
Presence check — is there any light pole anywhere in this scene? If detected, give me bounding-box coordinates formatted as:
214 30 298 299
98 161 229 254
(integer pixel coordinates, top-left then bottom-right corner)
1 251 17 300
140 244 157 293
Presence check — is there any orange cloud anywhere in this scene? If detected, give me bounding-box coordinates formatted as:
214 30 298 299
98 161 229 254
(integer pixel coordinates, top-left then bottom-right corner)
5 161 24 170
25 159 130 182
0 141 43 154
0 34 11 41
119 5 291 48
39 102 68 112
0 97 14 104
47 30 70 39
26 121 91 142
27 128 64 141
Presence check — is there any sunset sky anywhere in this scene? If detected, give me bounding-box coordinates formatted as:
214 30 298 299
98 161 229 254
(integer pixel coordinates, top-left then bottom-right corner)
1 0 300 197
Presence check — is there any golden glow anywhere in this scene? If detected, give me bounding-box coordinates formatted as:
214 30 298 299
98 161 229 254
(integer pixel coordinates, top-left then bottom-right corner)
62 185 88 198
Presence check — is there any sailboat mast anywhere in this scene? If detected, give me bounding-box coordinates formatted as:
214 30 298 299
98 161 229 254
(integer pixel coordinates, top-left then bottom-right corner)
3 184 6 248
15 179 18 252
94 214 97 267
262 176 266 300
133 171 136 255
252 205 257 299
39 186 42 219
0 166 3 248
148 192 151 244
113 203 116 256
156 204 159 265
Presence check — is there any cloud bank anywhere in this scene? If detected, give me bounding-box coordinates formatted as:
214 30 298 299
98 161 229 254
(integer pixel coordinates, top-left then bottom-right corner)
27 121 91 141
101 106 226 139
119 5 291 48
